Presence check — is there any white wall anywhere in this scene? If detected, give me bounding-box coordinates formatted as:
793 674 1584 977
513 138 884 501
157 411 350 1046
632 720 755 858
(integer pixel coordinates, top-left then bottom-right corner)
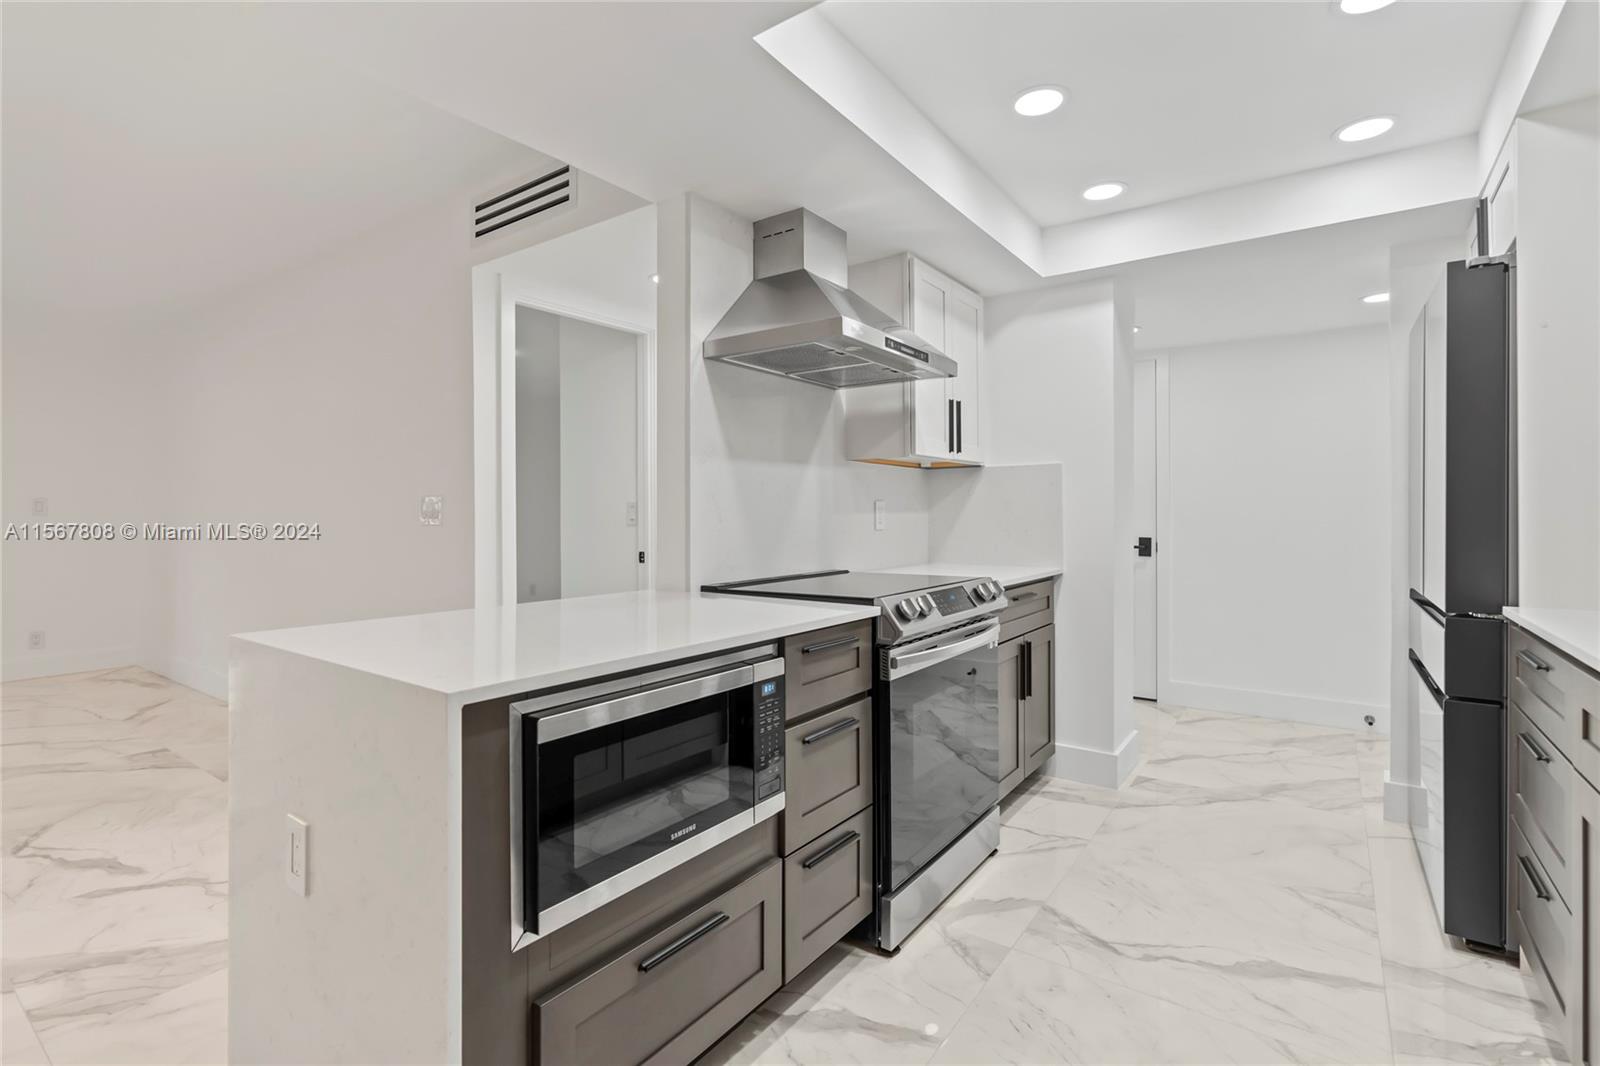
1 309 161 678
558 316 640 597
1515 97 1600 610
663 193 933 591
983 280 1138 787
1159 326 1391 730
515 306 561 602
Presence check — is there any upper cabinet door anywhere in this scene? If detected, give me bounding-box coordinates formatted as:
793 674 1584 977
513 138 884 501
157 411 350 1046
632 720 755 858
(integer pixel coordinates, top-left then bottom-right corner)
946 288 981 460
909 268 953 459
1487 132 1517 257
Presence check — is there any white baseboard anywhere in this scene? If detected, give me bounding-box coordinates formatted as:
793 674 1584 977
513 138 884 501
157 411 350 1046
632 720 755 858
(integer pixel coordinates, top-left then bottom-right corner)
141 652 227 701
1046 728 1141 789
1162 679 1388 735
2 645 139 682
1384 776 1424 826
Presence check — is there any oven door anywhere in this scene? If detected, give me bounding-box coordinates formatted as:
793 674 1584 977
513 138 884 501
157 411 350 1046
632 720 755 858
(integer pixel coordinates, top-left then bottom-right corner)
517 662 767 943
882 619 1001 892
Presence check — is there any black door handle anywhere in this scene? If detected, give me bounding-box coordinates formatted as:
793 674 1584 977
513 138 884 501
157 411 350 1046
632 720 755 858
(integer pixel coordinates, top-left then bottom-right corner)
1135 537 1153 557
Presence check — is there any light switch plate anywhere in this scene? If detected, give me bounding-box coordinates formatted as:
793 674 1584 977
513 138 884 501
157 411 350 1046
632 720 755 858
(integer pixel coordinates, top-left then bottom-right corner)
420 496 443 525
873 500 887 532
286 814 308 895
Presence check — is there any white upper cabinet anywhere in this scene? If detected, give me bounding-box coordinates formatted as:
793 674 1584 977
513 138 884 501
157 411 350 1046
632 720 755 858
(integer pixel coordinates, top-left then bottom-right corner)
845 254 983 467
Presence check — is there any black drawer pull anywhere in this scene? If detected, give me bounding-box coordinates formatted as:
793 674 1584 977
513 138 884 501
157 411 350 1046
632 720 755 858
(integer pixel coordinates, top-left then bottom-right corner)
801 830 860 869
1010 591 1039 602
802 717 857 745
638 912 730 973
1518 855 1552 902
801 635 858 656
1517 649 1552 673
1519 730 1553 764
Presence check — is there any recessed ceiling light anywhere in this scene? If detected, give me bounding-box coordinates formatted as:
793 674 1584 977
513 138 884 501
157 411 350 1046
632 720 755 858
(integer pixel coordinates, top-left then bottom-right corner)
1013 86 1065 117
1336 116 1395 142
1082 182 1126 201
649 273 660 284
1132 325 1142 334
1339 0 1396 12
1362 291 1391 304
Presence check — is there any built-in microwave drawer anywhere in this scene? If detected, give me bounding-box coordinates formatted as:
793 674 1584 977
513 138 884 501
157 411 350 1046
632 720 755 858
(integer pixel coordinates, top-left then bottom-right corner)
1511 707 1575 911
784 806 873 983
783 696 872 853
1511 628 1600 788
998 580 1053 640
784 621 873 722
533 859 782 1066
1512 821 1574 1023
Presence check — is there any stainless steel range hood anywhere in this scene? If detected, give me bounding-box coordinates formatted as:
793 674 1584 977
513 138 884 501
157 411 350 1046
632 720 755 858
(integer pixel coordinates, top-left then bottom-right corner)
704 209 957 390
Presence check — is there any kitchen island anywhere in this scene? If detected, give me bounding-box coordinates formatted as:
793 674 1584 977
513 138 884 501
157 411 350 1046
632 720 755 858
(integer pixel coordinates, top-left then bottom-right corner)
228 590 877 1065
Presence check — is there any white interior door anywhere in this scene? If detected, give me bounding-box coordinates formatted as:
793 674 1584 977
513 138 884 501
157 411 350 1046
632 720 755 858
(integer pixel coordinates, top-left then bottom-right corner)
1132 358 1158 700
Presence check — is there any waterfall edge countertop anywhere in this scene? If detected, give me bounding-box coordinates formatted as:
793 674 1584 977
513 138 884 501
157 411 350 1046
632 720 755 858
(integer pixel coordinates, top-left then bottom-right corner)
1504 606 1600 674
878 562 1062 588
231 590 879 705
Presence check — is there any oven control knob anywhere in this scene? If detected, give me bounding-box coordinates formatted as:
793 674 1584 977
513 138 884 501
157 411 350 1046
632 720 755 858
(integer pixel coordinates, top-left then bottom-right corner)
918 594 936 616
973 583 991 602
896 599 917 622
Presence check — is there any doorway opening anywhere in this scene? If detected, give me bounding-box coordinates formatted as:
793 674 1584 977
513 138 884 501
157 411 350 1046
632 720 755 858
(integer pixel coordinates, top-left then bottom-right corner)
471 204 657 608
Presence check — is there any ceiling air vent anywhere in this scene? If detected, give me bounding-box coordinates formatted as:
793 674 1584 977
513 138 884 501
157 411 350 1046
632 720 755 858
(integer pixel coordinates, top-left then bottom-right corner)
473 164 574 240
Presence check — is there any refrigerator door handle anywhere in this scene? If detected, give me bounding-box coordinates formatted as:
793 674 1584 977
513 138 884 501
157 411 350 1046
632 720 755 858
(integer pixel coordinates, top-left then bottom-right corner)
1409 588 1446 626
1409 649 1446 708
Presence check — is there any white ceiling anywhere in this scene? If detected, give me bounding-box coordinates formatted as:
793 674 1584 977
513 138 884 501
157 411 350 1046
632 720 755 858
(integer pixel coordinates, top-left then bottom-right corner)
1120 201 1472 352
820 0 1523 227
2 3 548 316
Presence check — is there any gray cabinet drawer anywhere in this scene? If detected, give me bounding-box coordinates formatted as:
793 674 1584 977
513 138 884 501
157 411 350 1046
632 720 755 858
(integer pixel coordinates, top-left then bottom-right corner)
1513 821 1574 1023
783 697 872 852
534 860 782 1066
784 621 873 722
998 580 1053 641
783 807 873 983
1512 707 1576 911
1511 628 1600 785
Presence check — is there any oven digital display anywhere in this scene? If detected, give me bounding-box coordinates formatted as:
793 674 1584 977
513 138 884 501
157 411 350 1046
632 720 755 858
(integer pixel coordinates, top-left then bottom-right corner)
930 586 975 615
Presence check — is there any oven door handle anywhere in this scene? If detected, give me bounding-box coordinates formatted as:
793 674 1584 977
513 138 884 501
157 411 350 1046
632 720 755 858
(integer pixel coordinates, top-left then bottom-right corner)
531 662 758 744
886 620 1001 681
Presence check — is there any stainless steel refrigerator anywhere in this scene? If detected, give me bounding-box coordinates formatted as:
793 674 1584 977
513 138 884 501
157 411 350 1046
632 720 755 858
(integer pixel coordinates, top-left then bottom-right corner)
1407 254 1515 951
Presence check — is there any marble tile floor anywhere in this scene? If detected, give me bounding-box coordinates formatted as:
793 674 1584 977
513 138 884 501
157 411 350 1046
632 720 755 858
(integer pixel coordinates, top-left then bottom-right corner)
2 667 228 1066
1 669 1564 1065
704 702 1566 1066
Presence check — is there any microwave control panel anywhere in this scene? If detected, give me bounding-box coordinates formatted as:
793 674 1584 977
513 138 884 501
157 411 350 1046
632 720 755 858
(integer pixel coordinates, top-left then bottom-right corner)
754 675 785 801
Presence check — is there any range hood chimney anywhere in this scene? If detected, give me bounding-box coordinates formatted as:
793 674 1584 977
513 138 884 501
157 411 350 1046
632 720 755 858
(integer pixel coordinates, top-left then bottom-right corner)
703 209 957 390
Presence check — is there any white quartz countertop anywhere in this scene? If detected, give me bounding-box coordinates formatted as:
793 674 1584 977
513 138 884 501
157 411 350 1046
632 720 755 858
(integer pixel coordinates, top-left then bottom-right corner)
234 591 879 703
1504 607 1600 674
879 562 1062 588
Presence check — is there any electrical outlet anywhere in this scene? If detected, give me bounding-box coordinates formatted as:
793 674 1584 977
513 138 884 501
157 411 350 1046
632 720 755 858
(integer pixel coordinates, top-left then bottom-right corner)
286 814 308 895
420 496 443 525
27 630 45 650
625 501 638 528
31 497 48 516
873 499 887 532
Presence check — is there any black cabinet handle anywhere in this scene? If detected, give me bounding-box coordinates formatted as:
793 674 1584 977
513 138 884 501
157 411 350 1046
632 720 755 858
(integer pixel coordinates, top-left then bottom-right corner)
801 635 857 655
802 717 857 745
1518 855 1552 902
1017 643 1027 699
947 399 955 454
1021 640 1033 700
802 830 860 869
1011 591 1038 602
638 912 730 972
1518 730 1553 764
956 400 963 454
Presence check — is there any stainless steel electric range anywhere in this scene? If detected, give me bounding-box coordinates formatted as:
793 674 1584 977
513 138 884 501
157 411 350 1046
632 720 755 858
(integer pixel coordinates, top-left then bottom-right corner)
703 570 1008 950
